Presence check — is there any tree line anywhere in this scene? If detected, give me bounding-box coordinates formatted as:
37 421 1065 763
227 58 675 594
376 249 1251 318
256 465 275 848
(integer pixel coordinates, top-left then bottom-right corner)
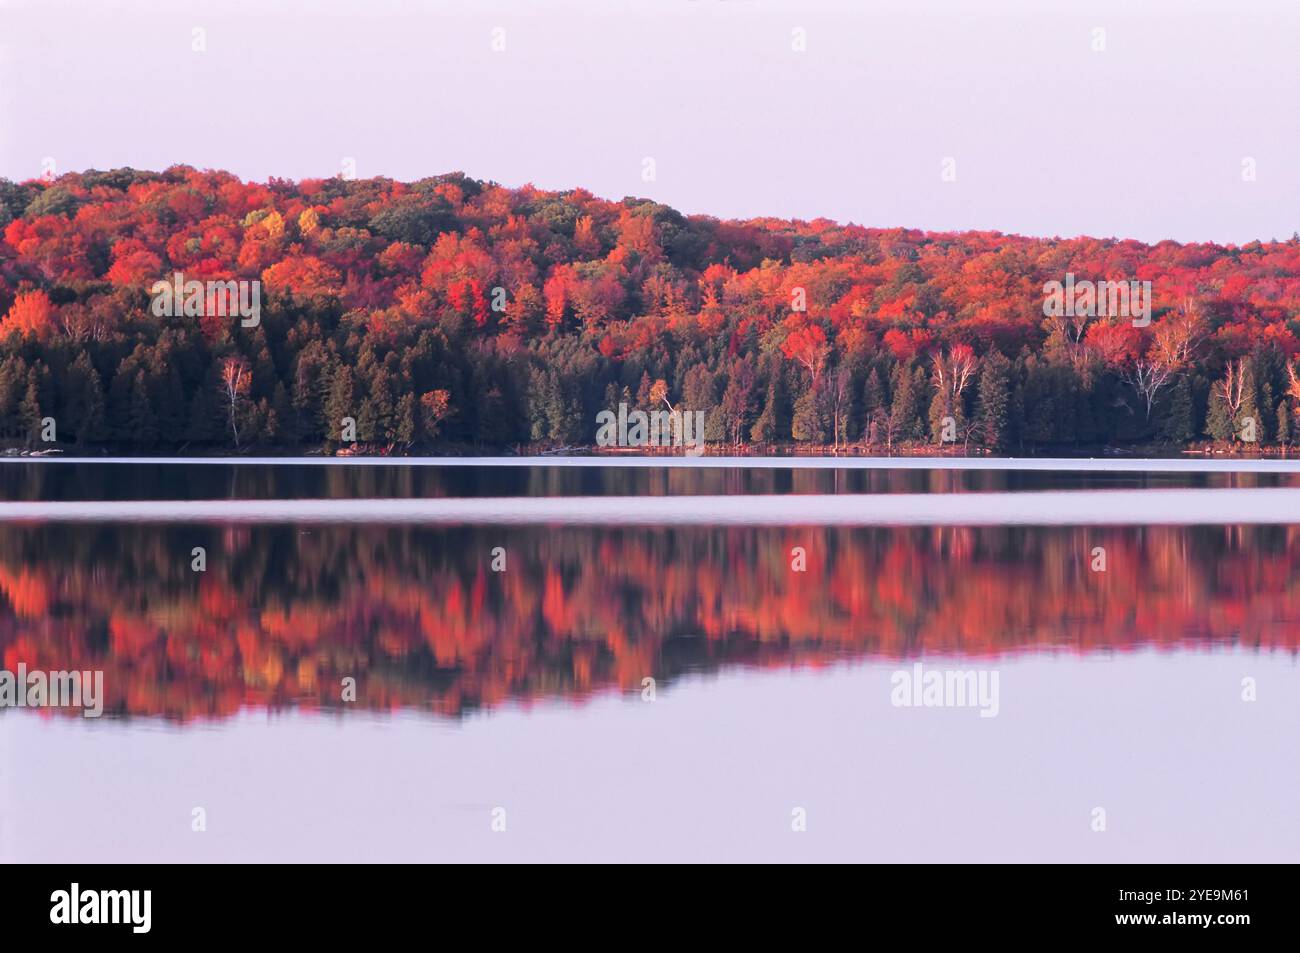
2 166 1299 453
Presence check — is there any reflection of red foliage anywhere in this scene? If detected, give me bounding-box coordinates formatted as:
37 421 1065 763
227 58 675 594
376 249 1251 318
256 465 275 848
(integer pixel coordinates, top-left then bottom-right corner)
0 566 48 618
1 523 1298 723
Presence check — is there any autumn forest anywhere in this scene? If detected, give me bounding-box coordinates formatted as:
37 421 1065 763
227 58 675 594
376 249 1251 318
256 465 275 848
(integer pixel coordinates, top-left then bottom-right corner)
3 167 1300 454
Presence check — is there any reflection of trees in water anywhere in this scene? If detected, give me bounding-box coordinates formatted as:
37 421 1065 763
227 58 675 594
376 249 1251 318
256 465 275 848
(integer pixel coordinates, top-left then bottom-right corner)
0 522 1297 722
2 463 1296 503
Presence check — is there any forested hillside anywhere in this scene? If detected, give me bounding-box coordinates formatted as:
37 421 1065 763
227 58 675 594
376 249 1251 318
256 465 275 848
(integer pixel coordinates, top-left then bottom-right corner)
2 166 1299 454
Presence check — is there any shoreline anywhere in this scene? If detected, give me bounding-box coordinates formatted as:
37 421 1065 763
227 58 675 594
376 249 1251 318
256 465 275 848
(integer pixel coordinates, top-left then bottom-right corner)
4 454 1300 472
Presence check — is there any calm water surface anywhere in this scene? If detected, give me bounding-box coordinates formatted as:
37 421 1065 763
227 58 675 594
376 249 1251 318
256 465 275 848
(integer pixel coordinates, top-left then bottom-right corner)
1 461 1297 861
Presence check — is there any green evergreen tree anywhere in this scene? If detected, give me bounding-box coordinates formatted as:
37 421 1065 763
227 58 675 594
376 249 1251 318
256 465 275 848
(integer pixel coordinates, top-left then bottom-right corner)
1275 400 1291 448
188 370 222 444
861 366 887 446
260 399 279 444
291 341 329 443
64 351 105 446
973 350 1011 451
159 363 187 444
1205 389 1233 442
791 384 826 443
750 365 785 446
128 371 158 448
324 365 355 445
395 392 417 446
888 363 927 447
927 387 959 446
19 370 41 447
0 357 23 440
271 382 294 445
475 383 512 445
1156 374 1195 445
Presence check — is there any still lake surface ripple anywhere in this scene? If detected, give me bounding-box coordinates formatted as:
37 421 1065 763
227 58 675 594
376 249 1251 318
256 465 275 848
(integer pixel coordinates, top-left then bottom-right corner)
1 459 1297 862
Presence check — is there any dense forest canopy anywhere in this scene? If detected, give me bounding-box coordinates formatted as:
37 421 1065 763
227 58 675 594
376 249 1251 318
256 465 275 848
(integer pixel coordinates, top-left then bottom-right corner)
1 166 1299 453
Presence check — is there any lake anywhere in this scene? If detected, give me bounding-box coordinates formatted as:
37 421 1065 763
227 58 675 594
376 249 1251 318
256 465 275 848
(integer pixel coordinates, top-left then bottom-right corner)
1 459 1298 862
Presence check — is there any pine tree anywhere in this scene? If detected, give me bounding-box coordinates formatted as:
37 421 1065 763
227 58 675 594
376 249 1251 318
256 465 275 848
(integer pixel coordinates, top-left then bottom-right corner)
602 382 620 415
888 363 926 448
261 399 279 444
1156 374 1195 445
750 366 785 446
188 370 221 444
395 392 417 446
1205 389 1233 442
128 371 158 448
635 371 653 410
972 349 1011 451
159 363 187 443
324 365 355 444
271 383 294 445
475 383 511 445
927 388 954 446
1276 400 1292 449
542 370 580 444
791 384 826 443
64 351 105 446
19 370 41 447
358 367 396 442
1259 380 1277 445
82 358 106 446
291 341 329 443
0 357 21 440
861 367 886 446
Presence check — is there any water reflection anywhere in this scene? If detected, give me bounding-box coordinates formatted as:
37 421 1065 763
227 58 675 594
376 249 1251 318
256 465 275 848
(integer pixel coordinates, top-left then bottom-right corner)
2 521 1296 722
3 460 1300 501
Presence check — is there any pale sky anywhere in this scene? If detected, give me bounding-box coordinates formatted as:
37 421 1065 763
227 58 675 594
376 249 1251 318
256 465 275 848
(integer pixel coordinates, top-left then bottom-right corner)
1 0 1297 245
